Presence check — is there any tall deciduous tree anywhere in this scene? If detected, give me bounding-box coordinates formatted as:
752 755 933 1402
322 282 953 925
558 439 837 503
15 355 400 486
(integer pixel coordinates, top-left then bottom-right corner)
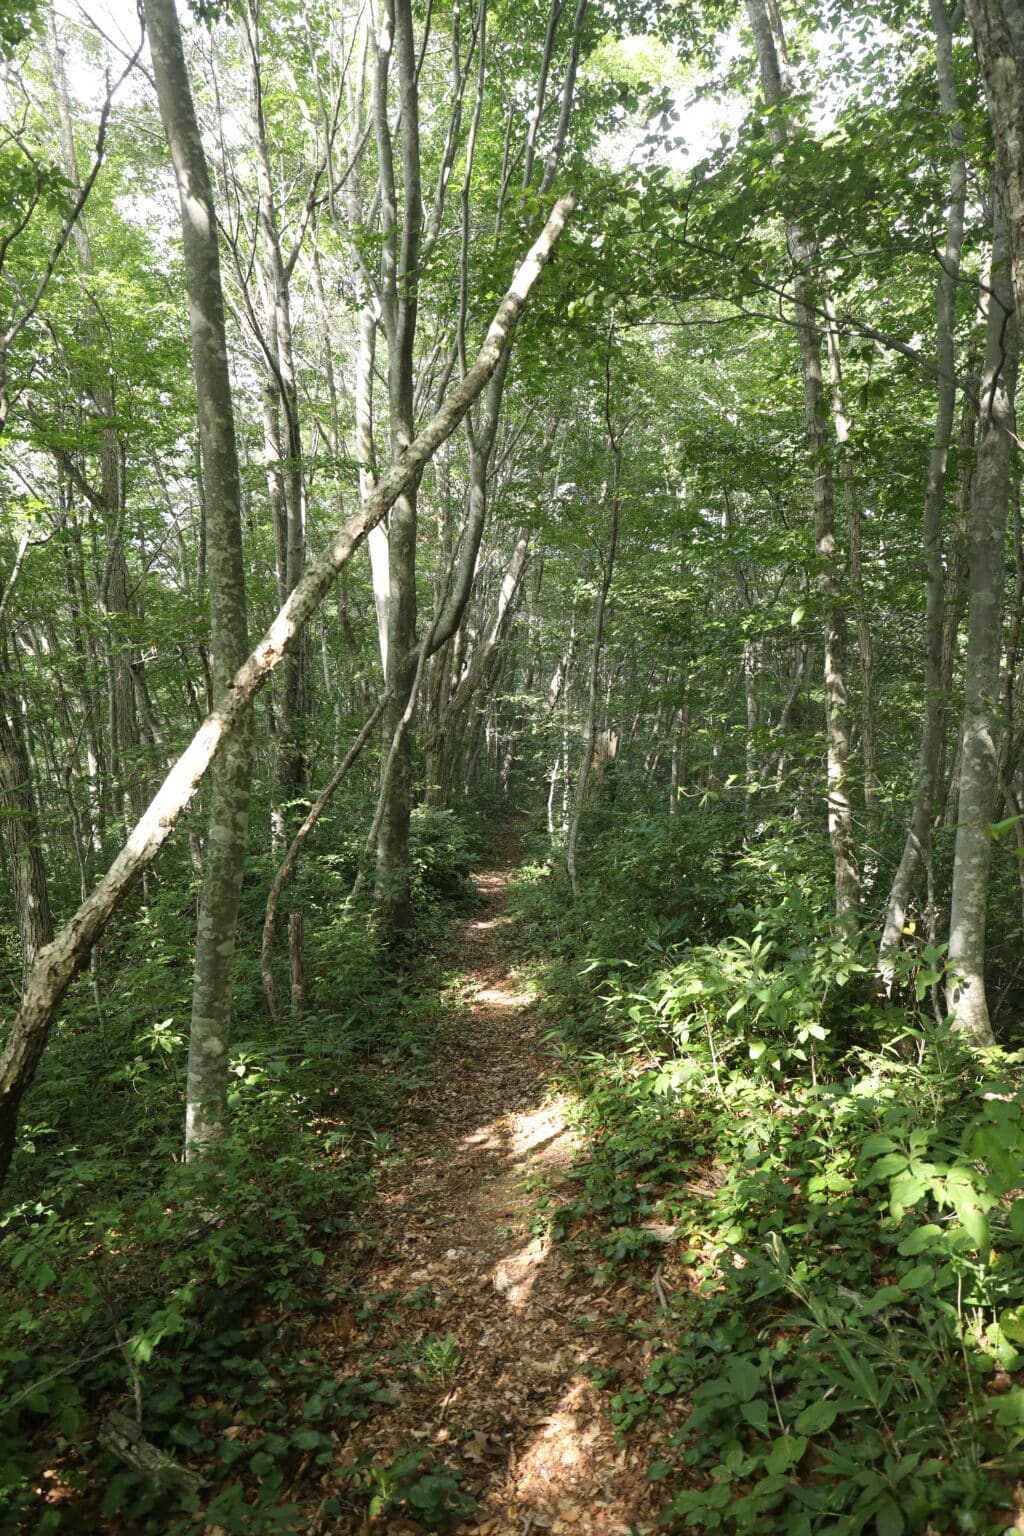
747 0 859 924
946 205 1018 1043
142 0 255 1156
879 0 970 981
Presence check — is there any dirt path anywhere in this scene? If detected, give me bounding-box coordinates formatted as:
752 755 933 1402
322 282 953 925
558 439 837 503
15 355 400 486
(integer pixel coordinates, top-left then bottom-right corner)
315 836 664 1535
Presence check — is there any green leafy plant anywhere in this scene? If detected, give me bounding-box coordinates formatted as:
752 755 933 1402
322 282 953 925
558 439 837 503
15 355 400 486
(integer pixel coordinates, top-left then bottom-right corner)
362 1448 475 1530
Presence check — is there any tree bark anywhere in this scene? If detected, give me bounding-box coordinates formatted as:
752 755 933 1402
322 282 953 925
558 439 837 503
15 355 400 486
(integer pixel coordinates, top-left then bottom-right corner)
879 0 969 981
967 0 1024 333
0 680 53 984
143 0 256 1159
945 204 1018 1043
567 385 620 901
372 0 423 934
244 0 306 846
262 694 387 1021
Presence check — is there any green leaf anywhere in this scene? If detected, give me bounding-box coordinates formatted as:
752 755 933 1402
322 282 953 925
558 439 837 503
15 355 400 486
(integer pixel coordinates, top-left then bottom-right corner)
793 1399 838 1434
860 1134 897 1157
764 1433 806 1474
958 1202 990 1252
876 1500 905 1536
987 813 1024 839
647 1461 673 1481
741 1398 771 1432
989 1388 1024 1426
868 1152 910 1181
999 1306 1024 1345
900 1262 934 1290
727 1358 762 1403
862 1285 907 1314
897 1224 942 1256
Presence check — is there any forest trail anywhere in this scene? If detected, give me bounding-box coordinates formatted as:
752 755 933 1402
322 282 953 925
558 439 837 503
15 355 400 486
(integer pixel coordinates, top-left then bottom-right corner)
313 829 664 1535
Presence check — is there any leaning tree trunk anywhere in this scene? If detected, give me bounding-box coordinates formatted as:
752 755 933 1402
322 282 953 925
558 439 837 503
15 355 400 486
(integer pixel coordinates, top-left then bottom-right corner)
945 204 1018 1043
143 0 255 1158
0 196 576 1193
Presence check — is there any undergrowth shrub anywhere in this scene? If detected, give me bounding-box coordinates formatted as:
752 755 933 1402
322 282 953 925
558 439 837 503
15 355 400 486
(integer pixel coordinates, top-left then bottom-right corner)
408 805 475 904
513 807 1024 1535
4 800 489 1532
1 1101 370 1533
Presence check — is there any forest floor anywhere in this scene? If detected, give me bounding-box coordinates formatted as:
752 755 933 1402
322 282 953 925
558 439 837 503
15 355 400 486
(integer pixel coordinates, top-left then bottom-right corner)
310 826 669 1535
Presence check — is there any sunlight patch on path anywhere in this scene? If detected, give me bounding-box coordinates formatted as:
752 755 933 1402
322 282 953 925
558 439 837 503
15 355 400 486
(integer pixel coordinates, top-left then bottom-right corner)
510 1097 574 1158
492 1234 550 1306
482 1374 657 1535
474 986 534 1006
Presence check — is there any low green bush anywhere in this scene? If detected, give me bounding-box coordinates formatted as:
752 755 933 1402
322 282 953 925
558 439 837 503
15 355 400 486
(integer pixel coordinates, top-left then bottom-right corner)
512 807 1024 1535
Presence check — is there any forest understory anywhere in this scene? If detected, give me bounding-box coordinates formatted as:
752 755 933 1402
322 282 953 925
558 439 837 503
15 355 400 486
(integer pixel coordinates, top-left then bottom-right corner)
10 0 1024 1530
5 812 1024 1536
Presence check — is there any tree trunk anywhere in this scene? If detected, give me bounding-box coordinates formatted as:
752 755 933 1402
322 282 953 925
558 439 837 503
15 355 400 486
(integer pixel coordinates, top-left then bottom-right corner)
945 204 1018 1043
747 0 859 924
262 695 386 1021
0 680 53 983
244 0 306 846
143 0 255 1158
879 0 969 981
824 293 877 811
49 15 144 821
567 419 620 901
967 1 1024 333
372 0 423 935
